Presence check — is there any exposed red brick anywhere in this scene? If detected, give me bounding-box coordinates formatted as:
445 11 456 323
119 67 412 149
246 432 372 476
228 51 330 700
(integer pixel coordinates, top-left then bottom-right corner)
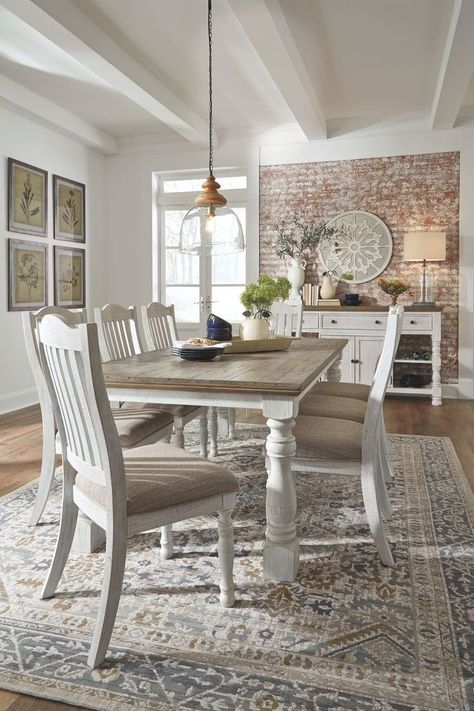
259 152 460 384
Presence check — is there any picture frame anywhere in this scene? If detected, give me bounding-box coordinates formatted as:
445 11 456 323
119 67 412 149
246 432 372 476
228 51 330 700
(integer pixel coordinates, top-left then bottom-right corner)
8 158 48 237
53 175 85 243
54 246 86 308
8 239 48 311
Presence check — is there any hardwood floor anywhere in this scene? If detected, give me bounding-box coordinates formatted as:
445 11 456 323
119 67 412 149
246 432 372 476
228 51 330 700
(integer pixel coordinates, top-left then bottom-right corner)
0 397 473 709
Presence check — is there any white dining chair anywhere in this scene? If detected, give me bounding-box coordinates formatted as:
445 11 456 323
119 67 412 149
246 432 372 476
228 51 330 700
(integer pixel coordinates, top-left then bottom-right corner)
299 306 404 485
95 303 208 456
38 314 237 668
23 306 174 528
273 306 403 567
271 301 303 337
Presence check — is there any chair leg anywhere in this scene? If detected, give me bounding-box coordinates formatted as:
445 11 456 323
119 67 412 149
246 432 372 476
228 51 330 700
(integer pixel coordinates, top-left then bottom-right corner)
228 408 236 440
41 462 78 599
199 411 208 458
375 442 392 521
29 408 57 526
360 462 394 567
87 520 128 669
217 509 235 607
174 417 185 449
160 524 174 560
209 407 218 457
379 413 394 484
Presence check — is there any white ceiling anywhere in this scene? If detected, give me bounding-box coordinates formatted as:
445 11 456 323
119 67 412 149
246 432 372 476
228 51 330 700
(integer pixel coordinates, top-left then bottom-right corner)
0 0 473 153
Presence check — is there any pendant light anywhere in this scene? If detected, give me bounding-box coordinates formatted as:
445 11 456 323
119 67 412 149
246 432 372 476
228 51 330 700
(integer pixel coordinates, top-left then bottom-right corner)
178 0 244 256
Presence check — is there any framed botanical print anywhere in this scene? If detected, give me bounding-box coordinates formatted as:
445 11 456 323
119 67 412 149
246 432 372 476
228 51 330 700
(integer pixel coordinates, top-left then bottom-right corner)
54 246 85 308
53 175 85 243
8 239 48 311
8 158 48 237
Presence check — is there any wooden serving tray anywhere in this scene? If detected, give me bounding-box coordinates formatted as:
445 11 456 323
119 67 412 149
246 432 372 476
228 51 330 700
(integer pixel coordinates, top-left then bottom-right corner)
224 336 294 354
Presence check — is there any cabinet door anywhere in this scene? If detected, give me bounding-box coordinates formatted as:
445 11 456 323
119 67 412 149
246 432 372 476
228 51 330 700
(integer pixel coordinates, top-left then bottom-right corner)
320 335 355 383
354 336 384 385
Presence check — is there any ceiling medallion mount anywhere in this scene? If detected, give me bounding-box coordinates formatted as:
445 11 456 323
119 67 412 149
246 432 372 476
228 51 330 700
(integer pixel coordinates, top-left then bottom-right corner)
178 0 244 256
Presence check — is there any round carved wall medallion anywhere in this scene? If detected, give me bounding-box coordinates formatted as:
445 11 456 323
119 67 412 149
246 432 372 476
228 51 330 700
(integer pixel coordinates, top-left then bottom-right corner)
319 210 393 283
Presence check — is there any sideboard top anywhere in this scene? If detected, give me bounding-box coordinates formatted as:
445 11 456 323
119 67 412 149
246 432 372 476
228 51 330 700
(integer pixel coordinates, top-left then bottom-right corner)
304 304 443 312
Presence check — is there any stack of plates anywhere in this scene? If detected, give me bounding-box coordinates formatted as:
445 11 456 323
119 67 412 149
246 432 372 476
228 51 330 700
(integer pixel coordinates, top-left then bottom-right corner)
171 343 227 361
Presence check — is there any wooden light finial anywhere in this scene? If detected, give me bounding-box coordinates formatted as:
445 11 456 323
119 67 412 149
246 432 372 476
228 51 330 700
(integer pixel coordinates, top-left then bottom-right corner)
194 174 227 207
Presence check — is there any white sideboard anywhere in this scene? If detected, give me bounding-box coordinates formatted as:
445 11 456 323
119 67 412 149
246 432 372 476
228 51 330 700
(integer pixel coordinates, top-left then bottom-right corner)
302 306 442 406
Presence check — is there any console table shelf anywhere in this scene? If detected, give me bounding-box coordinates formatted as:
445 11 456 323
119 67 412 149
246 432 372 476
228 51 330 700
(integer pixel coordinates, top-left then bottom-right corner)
302 305 442 406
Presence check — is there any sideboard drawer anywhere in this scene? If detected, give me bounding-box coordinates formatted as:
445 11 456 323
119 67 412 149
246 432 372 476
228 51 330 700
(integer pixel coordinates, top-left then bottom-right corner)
302 312 319 331
402 314 432 331
320 314 388 331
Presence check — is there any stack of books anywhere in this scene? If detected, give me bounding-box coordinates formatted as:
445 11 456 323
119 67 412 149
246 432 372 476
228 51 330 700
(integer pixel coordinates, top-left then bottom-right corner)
318 298 341 306
302 283 319 306
302 284 341 307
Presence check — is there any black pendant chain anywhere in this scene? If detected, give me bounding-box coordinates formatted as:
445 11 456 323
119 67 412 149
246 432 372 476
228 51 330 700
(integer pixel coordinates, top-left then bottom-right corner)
208 0 213 177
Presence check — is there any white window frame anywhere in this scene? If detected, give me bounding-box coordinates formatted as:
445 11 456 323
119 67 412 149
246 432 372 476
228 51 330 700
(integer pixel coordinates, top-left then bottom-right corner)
154 167 253 332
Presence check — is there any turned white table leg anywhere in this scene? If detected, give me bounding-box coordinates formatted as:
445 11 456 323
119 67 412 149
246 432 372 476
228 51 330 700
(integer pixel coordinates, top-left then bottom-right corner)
209 406 218 457
326 354 342 382
432 339 442 406
199 411 208 458
263 417 299 581
160 524 174 560
217 407 229 438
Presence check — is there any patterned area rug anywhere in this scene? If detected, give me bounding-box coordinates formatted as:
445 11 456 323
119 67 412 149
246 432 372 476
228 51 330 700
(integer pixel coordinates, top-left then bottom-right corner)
0 425 473 711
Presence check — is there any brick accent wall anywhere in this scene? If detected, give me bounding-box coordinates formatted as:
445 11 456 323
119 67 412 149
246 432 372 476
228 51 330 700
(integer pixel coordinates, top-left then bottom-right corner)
259 152 460 383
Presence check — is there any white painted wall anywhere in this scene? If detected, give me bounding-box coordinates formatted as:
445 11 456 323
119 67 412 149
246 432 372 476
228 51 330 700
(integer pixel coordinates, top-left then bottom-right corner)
104 140 260 308
0 105 106 414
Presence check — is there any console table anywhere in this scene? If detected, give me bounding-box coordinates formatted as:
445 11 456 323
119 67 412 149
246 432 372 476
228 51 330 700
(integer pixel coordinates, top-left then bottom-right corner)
302 305 442 406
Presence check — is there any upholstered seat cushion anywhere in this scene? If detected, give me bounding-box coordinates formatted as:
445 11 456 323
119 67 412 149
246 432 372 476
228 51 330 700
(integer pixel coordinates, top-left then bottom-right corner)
299 393 366 423
76 442 238 515
294 415 363 461
310 381 371 401
113 404 173 448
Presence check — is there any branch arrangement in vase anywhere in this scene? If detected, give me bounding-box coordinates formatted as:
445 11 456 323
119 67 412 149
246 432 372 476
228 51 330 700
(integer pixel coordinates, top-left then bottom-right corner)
274 216 339 261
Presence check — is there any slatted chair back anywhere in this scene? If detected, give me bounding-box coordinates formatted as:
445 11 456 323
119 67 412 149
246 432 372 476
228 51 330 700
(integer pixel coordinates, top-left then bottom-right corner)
136 302 178 352
363 306 403 448
271 301 303 337
23 306 88 406
94 303 140 361
38 315 125 504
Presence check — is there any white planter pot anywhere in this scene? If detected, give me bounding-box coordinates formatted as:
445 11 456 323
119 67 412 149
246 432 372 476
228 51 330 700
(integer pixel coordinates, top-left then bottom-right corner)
287 258 306 302
239 317 271 341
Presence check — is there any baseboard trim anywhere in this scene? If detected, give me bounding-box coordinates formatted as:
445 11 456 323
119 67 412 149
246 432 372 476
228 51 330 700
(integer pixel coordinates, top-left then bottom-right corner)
0 387 38 415
456 379 474 399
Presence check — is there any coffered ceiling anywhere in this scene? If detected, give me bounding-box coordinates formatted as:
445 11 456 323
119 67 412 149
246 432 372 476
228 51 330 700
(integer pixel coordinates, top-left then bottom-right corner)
0 0 473 154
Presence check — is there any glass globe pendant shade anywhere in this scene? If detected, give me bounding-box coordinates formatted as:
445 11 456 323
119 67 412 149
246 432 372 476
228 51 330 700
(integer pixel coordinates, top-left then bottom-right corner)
179 204 245 256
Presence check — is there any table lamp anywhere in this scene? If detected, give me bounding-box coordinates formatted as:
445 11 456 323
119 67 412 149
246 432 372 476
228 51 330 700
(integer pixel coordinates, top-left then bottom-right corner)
403 231 446 305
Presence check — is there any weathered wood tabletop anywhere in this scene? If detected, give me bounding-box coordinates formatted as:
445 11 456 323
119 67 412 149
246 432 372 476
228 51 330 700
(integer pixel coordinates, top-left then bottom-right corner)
102 338 348 396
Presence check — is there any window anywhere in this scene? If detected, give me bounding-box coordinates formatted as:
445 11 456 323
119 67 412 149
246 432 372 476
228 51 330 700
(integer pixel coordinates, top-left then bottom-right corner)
156 170 247 330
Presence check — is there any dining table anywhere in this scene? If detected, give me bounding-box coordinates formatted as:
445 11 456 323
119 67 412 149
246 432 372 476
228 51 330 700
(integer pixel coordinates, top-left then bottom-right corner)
101 337 347 582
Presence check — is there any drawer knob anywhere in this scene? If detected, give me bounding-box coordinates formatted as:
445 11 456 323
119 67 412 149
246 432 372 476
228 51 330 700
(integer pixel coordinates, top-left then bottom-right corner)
351 358 359 364
331 319 337 324
375 319 382 325
410 320 416 325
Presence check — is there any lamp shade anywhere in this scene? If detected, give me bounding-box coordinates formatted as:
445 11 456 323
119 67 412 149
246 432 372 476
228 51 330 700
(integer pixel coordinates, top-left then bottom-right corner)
403 232 446 261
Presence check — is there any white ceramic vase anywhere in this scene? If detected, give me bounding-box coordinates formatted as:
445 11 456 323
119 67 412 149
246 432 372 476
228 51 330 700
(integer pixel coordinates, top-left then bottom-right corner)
320 274 338 299
287 257 306 302
239 316 271 341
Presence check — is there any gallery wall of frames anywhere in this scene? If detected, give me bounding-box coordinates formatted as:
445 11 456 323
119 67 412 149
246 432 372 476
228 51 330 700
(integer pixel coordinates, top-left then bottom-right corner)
6 156 86 311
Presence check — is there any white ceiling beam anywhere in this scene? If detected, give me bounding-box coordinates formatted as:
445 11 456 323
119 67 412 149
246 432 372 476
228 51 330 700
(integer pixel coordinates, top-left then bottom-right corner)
227 0 326 140
0 0 211 144
0 73 117 154
430 0 474 130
